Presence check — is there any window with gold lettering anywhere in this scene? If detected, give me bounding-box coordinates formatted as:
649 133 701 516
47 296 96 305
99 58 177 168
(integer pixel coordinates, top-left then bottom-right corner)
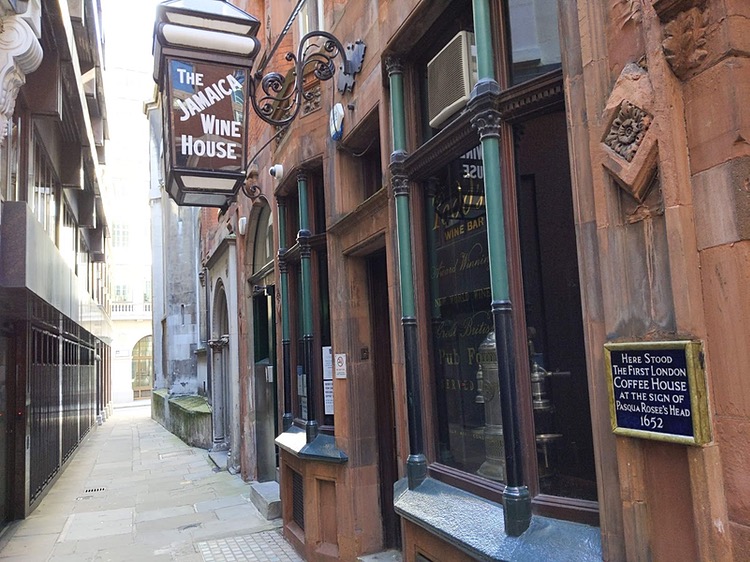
422 119 597 519
407 0 597 525
427 146 493 475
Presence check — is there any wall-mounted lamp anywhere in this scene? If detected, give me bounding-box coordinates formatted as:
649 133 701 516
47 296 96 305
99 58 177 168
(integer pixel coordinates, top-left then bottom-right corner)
153 0 366 208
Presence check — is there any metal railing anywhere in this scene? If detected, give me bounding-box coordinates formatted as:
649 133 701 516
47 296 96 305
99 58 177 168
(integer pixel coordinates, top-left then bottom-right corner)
111 302 153 316
29 327 99 503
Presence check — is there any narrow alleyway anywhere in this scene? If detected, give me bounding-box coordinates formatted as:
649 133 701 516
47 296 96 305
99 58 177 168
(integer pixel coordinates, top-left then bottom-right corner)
0 404 302 562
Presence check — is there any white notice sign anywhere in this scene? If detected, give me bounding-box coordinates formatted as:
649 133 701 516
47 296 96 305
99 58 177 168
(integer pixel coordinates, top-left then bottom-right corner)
335 353 347 379
324 381 334 415
322 346 333 380
323 347 334 415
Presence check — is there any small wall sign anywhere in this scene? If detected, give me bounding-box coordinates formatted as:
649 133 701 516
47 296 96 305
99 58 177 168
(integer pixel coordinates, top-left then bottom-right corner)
604 341 710 445
335 353 347 379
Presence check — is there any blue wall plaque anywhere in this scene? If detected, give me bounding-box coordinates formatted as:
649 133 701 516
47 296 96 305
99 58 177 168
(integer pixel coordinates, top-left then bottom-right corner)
604 341 710 445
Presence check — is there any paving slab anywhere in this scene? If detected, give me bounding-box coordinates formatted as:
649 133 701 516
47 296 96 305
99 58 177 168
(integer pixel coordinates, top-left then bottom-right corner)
59 508 135 542
0 533 58 559
135 505 197 523
196 530 303 562
0 404 294 562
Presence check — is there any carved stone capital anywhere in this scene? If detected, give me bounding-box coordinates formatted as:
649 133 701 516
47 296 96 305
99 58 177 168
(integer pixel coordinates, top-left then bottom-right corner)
389 149 410 197
392 173 409 198
297 229 311 258
384 56 403 77
471 109 502 140
0 14 42 143
208 335 229 350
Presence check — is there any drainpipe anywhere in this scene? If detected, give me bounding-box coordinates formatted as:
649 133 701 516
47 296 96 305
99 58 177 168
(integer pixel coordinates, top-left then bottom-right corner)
297 171 317 443
202 267 212 399
277 196 293 431
470 0 531 537
386 56 426 489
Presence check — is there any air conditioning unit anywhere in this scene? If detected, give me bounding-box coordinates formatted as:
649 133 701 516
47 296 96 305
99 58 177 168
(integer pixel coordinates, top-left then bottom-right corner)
427 31 477 129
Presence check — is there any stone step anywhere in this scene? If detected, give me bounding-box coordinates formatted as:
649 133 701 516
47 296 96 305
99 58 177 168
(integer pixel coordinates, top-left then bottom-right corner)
249 480 281 520
207 450 228 471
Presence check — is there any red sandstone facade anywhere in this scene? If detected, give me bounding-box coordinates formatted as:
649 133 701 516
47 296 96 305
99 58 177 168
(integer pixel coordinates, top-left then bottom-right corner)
196 1 750 560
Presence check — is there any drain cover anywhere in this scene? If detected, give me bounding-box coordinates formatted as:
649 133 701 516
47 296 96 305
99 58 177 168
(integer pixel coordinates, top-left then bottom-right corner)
83 487 106 493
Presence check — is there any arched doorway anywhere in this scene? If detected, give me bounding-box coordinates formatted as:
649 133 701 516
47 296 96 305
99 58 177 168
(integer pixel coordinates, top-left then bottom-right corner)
131 336 153 400
210 283 231 453
249 202 278 482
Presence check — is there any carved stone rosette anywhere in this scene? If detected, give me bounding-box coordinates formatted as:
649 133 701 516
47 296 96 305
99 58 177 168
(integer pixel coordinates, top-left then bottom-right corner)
604 100 652 163
0 14 42 143
600 64 659 202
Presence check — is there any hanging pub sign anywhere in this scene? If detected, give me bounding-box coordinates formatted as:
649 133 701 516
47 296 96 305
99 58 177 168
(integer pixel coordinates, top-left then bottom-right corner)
162 57 249 207
604 341 711 445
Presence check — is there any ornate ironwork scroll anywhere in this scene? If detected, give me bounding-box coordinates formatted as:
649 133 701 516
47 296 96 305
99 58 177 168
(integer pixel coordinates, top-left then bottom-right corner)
249 31 365 127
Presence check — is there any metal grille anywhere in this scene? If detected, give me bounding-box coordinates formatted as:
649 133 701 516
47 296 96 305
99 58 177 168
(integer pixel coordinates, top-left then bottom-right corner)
29 327 61 500
61 338 79 461
292 470 304 530
27 309 100 504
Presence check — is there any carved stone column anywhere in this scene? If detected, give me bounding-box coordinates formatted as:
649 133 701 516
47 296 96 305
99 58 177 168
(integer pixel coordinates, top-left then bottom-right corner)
0 5 42 144
208 335 230 451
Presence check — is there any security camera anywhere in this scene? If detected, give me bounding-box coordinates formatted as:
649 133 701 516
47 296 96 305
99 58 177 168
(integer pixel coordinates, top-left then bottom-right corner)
269 164 284 179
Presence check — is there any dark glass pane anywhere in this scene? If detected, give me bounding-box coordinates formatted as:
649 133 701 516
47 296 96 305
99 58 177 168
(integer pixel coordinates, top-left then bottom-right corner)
253 204 273 273
508 0 561 85
426 146 498 479
514 112 597 501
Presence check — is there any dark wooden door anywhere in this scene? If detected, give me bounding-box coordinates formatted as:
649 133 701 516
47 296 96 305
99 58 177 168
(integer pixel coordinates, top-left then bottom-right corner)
367 252 400 548
253 287 278 481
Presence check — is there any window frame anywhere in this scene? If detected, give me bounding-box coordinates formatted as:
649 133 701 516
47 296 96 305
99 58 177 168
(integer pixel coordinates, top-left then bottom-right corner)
398 0 598 525
30 134 60 244
280 168 334 432
111 223 130 249
297 0 325 39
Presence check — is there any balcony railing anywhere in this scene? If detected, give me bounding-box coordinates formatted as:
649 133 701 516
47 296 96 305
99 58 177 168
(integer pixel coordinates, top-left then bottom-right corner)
111 302 153 318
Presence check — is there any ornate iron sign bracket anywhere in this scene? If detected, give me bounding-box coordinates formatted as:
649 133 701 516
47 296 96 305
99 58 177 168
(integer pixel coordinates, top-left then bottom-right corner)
249 32 365 128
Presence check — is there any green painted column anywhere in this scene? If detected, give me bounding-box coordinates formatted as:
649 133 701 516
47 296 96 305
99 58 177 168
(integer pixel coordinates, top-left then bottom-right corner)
277 196 293 431
296 171 317 442
470 0 531 536
386 56 426 489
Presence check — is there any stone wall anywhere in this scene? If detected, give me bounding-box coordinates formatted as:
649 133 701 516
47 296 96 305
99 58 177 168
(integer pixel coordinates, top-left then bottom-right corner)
152 389 213 449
